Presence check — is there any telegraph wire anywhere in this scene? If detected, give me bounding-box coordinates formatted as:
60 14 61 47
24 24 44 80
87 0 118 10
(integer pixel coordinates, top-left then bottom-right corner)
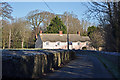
42 0 55 14
42 0 69 50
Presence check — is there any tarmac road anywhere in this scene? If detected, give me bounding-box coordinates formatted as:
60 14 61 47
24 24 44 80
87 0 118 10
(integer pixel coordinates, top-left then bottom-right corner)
0 49 2 80
46 53 114 79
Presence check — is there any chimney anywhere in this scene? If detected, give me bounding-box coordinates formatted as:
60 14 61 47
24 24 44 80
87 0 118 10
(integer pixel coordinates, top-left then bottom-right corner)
40 30 42 35
59 31 63 36
77 31 80 35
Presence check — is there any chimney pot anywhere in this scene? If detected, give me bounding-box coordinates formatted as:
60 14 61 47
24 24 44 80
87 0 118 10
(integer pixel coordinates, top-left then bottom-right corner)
59 31 63 36
77 31 80 35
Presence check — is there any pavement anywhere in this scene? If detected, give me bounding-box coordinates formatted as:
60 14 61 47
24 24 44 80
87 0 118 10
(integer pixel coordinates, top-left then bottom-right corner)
46 53 114 78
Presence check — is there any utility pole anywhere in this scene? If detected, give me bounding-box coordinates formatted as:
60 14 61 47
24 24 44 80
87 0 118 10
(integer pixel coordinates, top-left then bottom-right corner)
67 14 69 50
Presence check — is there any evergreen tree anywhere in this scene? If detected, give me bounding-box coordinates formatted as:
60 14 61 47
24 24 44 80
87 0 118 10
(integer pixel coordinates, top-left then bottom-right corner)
46 16 67 34
87 26 96 36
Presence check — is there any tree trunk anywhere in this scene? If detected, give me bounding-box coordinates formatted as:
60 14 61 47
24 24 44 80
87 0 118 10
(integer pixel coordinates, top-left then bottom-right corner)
8 29 11 48
22 38 24 48
27 42 28 48
2 40 5 49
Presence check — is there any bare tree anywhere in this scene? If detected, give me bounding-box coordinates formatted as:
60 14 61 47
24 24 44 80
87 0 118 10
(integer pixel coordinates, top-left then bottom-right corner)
2 20 10 48
0 2 14 48
26 10 46 35
42 11 55 31
0 2 13 20
60 12 83 34
89 27 105 50
11 18 32 48
85 1 120 52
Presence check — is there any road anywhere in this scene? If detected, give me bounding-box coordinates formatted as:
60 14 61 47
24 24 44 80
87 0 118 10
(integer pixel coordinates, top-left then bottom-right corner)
46 53 114 78
0 49 2 80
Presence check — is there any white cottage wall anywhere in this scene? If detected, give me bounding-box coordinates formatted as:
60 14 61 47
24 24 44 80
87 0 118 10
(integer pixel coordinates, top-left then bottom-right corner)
72 42 87 49
43 41 88 50
43 42 67 49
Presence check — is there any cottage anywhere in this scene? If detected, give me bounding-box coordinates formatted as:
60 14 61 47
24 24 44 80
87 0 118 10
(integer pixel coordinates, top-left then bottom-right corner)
35 31 91 50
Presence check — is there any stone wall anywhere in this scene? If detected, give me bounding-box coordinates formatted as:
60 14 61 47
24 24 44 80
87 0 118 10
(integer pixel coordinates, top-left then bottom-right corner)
2 49 76 79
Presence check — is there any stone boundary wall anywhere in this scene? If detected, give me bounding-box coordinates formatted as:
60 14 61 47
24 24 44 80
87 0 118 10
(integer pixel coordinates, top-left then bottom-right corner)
75 50 120 78
2 49 76 79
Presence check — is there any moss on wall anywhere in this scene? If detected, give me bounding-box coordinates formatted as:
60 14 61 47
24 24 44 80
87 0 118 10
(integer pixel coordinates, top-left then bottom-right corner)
2 49 76 79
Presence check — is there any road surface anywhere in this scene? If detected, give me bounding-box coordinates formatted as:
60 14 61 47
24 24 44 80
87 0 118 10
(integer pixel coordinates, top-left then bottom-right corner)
46 53 114 78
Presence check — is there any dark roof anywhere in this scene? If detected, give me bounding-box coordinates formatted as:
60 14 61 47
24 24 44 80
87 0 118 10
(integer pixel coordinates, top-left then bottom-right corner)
39 34 90 42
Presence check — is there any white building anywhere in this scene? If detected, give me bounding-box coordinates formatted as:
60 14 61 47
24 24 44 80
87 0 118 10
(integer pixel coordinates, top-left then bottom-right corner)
35 31 91 50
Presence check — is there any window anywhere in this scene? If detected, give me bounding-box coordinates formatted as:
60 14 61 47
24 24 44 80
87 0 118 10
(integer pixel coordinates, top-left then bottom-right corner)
46 41 49 45
57 42 60 45
78 42 80 45
69 41 72 45
86 43 88 45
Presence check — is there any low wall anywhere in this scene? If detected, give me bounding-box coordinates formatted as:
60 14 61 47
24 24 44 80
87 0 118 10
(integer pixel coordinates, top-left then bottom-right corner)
2 49 76 79
76 50 120 78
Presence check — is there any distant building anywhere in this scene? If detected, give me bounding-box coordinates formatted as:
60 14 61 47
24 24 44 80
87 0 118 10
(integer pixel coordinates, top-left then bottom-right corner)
35 31 93 50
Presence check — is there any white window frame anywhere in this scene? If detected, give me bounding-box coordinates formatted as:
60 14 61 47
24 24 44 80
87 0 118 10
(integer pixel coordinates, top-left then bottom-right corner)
46 41 49 45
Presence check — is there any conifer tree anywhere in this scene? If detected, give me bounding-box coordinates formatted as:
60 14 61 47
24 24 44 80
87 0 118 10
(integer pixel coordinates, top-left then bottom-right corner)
46 16 67 34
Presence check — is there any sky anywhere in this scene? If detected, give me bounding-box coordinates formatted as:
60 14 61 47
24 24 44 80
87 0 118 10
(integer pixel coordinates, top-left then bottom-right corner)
8 2 99 26
9 2 90 21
